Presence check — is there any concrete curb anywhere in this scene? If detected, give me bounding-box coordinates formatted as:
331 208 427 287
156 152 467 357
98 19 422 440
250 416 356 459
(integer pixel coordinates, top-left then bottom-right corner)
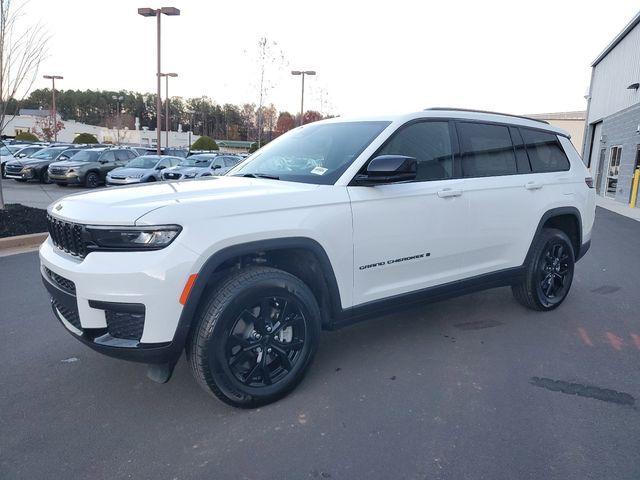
0 232 48 250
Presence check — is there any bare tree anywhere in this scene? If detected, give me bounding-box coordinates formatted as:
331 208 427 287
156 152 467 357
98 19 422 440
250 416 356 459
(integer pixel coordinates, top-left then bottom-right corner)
0 0 48 208
254 37 286 148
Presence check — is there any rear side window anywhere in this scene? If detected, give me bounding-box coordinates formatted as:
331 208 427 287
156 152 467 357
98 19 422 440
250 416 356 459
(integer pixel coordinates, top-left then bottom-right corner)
521 128 570 172
458 122 517 177
377 121 453 181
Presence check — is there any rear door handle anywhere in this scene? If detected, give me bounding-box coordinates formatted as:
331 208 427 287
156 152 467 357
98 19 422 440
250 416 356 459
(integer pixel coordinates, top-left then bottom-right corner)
525 181 543 190
437 188 463 198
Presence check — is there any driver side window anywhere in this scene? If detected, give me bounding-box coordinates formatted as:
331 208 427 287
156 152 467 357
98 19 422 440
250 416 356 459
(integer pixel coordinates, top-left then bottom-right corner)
377 121 453 181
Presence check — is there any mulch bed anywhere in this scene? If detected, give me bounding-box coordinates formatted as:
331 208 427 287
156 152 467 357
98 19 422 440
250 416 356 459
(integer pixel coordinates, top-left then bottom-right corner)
0 204 48 238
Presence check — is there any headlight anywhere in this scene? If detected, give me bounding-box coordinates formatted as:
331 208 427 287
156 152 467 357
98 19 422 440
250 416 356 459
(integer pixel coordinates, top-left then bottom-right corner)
184 173 196 178
21 167 33 173
67 168 75 174
85 225 182 251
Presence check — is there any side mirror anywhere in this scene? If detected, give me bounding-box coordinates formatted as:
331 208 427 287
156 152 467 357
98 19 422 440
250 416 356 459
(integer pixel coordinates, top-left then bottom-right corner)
354 155 417 185
16 153 26 158
212 164 221 170
156 165 166 170
59 155 69 161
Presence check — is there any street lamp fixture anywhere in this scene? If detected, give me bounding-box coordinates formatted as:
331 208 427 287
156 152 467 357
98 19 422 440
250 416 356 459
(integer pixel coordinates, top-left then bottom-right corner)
43 75 63 142
159 72 178 148
112 95 124 144
137 6 181 154
291 70 316 126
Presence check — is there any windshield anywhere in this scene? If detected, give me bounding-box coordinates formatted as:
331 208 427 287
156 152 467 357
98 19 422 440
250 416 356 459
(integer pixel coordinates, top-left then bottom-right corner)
29 148 66 160
229 121 390 184
69 150 100 162
125 156 160 169
0 146 10 155
180 156 213 167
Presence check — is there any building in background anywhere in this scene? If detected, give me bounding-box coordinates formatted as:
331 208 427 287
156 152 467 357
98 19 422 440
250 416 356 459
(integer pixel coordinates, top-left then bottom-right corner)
527 111 585 152
583 11 640 205
2 114 200 148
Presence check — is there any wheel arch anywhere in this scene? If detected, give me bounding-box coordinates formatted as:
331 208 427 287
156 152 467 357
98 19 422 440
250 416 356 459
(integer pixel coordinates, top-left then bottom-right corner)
170 237 343 360
526 207 583 262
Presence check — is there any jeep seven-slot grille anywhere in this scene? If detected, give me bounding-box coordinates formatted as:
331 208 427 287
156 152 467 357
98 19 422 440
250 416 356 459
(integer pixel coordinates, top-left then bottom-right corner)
47 215 87 258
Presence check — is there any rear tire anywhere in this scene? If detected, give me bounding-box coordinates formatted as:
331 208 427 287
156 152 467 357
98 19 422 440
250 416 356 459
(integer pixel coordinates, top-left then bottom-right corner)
512 228 575 311
187 266 321 408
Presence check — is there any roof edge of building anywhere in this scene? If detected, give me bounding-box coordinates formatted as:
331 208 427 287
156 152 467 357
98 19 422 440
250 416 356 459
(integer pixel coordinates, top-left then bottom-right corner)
592 10 640 67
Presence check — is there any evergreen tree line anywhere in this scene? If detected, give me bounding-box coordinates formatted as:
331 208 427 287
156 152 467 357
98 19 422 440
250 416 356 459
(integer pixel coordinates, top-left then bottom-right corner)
11 88 327 142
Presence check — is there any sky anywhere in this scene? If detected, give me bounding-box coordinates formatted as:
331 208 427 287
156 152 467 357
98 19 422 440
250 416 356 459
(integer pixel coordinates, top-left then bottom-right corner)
21 0 640 117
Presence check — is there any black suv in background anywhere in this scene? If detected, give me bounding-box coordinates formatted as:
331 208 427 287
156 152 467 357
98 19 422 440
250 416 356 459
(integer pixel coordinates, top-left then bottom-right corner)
48 147 139 187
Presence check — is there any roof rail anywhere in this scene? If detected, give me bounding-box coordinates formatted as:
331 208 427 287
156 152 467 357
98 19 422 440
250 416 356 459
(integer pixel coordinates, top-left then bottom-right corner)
424 107 549 125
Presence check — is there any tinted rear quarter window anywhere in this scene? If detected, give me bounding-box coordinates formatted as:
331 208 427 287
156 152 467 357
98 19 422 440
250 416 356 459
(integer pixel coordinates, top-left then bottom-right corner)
458 122 517 177
521 128 570 172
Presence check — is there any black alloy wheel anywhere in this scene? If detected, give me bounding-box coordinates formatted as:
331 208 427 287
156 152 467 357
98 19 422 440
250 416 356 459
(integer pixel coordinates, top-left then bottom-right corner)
85 171 100 188
187 266 321 408
537 242 572 305
225 296 307 388
512 228 575 311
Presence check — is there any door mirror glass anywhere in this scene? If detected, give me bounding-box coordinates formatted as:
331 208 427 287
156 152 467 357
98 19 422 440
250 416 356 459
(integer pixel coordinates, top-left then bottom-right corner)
156 164 166 170
212 164 221 170
355 155 417 185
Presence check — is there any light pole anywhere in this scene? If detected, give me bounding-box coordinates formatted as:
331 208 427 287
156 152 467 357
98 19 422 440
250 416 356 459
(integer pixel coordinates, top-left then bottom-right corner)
43 75 63 142
159 72 177 148
112 95 124 144
137 6 180 155
291 70 315 126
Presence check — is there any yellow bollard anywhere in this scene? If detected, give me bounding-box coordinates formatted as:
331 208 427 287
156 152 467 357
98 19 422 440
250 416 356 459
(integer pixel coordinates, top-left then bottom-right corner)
630 168 640 208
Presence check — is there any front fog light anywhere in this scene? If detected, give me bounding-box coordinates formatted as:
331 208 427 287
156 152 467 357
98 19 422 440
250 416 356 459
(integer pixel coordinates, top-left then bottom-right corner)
86 225 181 250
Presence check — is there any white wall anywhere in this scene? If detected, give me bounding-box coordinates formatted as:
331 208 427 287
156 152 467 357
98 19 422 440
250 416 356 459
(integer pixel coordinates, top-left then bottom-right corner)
588 21 640 124
3 115 200 148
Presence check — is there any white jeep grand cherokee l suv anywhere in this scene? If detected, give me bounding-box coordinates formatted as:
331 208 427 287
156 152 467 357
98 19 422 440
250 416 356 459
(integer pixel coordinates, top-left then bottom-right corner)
40 109 596 407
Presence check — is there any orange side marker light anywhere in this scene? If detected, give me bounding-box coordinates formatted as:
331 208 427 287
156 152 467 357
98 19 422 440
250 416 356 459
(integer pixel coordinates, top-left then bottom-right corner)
179 273 198 305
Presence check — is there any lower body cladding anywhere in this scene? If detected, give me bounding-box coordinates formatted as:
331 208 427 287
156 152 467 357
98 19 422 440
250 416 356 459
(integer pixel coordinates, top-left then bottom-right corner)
39 238 199 380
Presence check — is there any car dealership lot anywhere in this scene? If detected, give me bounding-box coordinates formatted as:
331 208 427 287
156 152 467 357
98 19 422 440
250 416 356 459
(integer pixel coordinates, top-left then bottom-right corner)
1 207 639 480
1 178 92 209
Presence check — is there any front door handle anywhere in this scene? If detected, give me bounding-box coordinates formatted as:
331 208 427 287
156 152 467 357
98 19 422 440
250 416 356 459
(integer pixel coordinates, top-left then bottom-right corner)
437 188 463 198
525 181 543 190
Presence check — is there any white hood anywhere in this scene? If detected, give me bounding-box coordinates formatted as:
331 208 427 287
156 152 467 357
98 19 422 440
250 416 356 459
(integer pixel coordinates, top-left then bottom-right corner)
48 176 322 225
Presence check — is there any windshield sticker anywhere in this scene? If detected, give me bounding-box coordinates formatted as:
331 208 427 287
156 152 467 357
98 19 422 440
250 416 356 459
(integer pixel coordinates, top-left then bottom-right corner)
310 166 328 175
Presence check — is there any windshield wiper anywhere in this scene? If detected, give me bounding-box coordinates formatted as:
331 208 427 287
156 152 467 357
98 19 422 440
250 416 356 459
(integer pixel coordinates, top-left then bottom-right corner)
234 173 280 180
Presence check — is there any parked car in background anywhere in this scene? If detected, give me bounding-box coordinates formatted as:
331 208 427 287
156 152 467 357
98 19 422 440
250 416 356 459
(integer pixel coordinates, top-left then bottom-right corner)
0 144 45 177
4 146 79 183
106 155 183 185
139 147 189 158
48 146 139 187
162 153 242 180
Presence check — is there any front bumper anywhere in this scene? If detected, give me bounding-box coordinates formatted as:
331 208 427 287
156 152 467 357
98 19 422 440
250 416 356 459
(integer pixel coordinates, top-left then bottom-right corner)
39 237 199 363
107 177 143 185
49 173 81 184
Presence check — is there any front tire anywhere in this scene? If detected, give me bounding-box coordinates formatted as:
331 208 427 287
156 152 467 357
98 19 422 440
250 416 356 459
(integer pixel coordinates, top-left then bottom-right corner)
187 266 321 408
40 169 52 184
512 228 575 311
84 171 100 188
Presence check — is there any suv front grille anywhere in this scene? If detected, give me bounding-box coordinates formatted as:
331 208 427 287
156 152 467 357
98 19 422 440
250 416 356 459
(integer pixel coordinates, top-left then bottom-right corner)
44 267 76 294
47 215 87 258
5 164 22 175
49 167 67 175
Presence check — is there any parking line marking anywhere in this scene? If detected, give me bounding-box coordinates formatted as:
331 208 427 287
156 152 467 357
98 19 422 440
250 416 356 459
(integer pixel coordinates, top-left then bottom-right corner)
605 332 624 351
631 333 640 351
577 327 593 347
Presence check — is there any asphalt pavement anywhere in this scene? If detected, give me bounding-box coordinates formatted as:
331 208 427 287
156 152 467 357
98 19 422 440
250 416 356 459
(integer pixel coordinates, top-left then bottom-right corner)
1 207 639 480
1 179 92 209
